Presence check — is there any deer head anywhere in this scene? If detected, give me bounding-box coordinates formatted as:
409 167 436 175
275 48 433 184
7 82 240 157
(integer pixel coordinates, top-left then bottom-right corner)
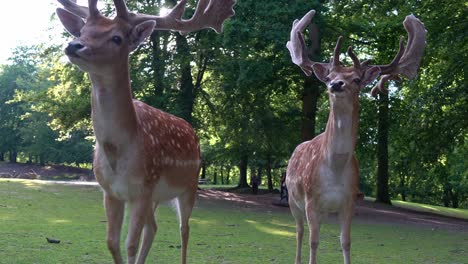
286 10 427 98
56 0 236 73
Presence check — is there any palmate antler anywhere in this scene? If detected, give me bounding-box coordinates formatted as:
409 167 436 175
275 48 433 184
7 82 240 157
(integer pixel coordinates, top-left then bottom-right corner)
369 15 427 96
58 0 236 35
286 11 360 77
287 10 427 95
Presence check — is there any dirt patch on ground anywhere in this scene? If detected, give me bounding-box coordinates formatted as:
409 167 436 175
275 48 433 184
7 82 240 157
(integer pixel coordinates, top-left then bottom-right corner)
0 162 93 180
196 189 468 233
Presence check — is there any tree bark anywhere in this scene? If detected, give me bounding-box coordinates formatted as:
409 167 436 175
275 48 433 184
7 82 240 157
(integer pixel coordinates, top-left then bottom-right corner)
220 166 225 185
200 161 206 180
9 151 17 163
213 167 218 185
175 33 196 124
376 93 392 205
399 174 406 201
238 155 249 188
266 154 273 192
301 23 322 141
226 166 231 185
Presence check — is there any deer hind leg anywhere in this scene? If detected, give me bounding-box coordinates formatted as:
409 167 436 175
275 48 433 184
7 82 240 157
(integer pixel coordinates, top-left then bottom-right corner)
289 200 305 264
305 202 320 264
176 191 196 264
104 194 125 264
339 204 354 264
136 202 159 264
126 196 154 264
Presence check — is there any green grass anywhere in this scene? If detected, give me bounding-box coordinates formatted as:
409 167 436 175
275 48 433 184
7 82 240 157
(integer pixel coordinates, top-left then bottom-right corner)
364 197 468 220
392 200 468 220
1 179 467 264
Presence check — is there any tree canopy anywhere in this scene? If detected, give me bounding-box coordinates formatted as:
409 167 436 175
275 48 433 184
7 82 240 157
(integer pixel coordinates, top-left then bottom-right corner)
0 0 465 208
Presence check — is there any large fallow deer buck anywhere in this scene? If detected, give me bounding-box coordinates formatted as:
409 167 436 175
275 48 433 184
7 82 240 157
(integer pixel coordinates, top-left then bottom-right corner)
55 0 235 263
285 10 426 264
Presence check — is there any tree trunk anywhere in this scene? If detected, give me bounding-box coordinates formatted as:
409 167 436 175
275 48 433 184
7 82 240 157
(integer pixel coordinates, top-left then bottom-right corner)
226 166 231 185
175 33 195 124
201 161 206 180
39 154 45 166
266 154 273 192
9 151 17 163
238 155 249 188
0 152 4 161
213 167 218 185
220 166 225 185
149 30 166 109
301 23 322 141
450 189 459 208
399 174 406 201
376 93 391 205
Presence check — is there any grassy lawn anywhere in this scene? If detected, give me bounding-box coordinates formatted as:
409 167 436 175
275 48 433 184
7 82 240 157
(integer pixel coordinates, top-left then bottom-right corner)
363 197 468 220
1 179 467 264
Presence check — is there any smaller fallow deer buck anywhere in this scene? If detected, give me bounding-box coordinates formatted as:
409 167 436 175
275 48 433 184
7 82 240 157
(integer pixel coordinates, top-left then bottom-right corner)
56 0 235 263
285 10 426 264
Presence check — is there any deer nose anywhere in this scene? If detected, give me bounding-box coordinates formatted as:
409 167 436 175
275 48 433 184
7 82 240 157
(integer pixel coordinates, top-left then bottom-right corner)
330 81 344 92
65 41 85 56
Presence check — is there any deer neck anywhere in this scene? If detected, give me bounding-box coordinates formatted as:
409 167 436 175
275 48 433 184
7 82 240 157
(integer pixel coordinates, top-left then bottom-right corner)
89 60 138 147
323 96 359 162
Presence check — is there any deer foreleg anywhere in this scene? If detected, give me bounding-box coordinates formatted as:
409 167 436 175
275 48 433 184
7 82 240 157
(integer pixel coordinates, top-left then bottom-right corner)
136 202 158 264
305 203 320 264
104 194 125 264
339 203 354 264
126 196 153 264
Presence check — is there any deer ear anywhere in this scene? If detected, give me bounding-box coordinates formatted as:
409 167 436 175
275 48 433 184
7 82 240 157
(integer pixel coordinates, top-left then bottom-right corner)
129 20 156 51
56 8 85 38
361 66 381 87
312 64 329 83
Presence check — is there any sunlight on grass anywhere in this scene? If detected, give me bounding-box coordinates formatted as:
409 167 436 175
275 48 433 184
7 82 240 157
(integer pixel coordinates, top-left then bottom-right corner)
190 217 216 226
392 200 468 220
0 178 46 190
364 196 468 220
245 219 295 238
49 219 72 224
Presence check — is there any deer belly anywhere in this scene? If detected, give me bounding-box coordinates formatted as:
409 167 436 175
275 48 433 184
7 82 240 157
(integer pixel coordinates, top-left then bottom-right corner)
319 185 346 212
152 178 185 202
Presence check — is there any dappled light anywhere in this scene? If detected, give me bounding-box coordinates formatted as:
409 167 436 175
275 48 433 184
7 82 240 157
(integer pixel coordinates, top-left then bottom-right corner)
245 219 295 238
48 219 72 224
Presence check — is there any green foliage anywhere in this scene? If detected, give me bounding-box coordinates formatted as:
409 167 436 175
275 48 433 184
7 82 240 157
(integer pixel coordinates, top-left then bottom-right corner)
0 0 465 207
0 45 92 165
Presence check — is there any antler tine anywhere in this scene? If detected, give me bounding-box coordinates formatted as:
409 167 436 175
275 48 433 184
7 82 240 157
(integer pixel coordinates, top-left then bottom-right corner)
377 37 405 75
332 36 343 68
88 0 100 18
396 14 427 78
286 10 325 76
57 0 89 18
347 46 361 69
128 0 236 35
371 14 427 95
113 0 129 19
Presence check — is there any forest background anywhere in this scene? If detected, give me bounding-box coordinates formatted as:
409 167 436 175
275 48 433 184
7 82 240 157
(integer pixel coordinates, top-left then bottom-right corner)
0 0 466 208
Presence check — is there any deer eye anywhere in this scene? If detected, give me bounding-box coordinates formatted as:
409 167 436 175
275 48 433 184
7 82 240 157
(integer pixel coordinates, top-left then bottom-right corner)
111 36 122 45
353 78 361 84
